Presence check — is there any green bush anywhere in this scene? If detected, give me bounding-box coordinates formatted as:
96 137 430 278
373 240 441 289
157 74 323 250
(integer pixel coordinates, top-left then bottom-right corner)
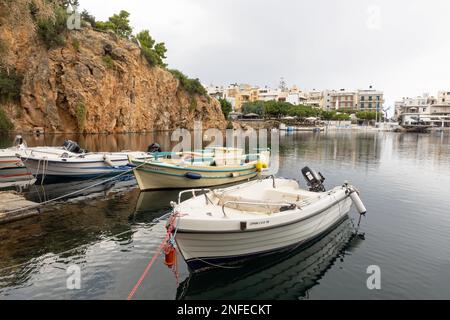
95 20 115 32
0 67 22 102
81 9 96 26
72 38 80 51
0 106 14 133
136 30 167 67
356 111 377 121
95 10 132 38
169 69 207 96
37 6 68 49
75 103 86 132
102 54 115 69
189 98 197 113
0 39 6 56
219 98 232 118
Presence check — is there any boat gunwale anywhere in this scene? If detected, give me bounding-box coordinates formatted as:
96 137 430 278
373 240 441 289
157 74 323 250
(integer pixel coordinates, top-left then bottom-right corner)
132 159 257 173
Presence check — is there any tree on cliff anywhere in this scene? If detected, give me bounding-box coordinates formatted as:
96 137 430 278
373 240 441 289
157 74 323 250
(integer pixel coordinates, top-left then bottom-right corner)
136 30 167 67
219 98 232 118
95 10 133 39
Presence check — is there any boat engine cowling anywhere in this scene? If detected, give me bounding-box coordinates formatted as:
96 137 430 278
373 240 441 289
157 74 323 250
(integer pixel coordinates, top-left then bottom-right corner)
148 143 162 153
63 140 85 154
301 166 326 192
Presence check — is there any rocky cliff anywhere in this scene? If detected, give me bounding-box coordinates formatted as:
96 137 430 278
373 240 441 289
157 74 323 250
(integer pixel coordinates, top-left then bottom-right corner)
0 0 226 133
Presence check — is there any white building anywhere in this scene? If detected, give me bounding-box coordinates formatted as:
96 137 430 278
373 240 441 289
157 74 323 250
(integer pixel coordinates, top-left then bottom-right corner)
258 87 279 102
395 92 450 127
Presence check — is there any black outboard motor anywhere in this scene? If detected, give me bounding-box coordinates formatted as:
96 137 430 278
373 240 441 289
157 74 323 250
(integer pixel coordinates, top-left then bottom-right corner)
63 140 85 154
147 143 162 153
301 166 326 192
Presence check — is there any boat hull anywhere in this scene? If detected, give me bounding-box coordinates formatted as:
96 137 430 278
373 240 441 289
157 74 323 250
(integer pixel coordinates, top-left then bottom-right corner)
0 155 22 169
176 196 352 273
21 157 133 182
132 161 258 190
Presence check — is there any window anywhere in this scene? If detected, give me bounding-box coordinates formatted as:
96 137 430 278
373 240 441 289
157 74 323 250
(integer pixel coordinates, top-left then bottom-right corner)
360 103 364 108
369 96 373 101
377 96 380 101
361 96 365 101
369 103 372 108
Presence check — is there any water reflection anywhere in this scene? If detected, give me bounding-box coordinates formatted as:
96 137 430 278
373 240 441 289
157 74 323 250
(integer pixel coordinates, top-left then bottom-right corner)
0 187 140 288
133 190 180 221
176 217 361 300
24 175 137 203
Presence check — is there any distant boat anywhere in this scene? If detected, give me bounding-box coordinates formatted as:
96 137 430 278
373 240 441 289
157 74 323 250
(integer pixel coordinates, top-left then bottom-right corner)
400 124 432 133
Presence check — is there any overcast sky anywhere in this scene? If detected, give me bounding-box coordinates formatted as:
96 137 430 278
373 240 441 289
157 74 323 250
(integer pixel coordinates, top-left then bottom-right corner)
79 0 450 109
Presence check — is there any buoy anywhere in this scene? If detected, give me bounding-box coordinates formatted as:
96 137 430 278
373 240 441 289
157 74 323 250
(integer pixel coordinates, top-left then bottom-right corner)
185 172 202 180
164 246 176 267
256 161 263 172
350 191 367 215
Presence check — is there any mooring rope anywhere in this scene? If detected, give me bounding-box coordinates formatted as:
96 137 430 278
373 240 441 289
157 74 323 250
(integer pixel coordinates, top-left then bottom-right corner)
127 212 181 300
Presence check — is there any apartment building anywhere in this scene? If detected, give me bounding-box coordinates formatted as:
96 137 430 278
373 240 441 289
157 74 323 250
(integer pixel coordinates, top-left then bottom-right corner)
357 89 384 111
396 92 450 127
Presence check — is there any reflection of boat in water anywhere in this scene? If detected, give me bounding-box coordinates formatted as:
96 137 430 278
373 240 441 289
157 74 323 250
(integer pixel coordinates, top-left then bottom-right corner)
177 217 359 300
135 190 181 216
24 175 137 203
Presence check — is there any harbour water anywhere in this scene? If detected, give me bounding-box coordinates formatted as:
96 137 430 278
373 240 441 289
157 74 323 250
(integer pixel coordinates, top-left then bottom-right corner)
0 131 449 300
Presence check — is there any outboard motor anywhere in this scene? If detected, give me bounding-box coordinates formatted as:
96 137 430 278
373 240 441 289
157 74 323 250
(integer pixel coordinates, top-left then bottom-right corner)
301 166 326 192
63 140 85 154
147 143 162 153
13 135 27 149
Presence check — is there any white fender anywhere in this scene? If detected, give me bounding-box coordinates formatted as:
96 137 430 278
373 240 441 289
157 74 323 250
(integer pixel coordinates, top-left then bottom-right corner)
350 191 367 215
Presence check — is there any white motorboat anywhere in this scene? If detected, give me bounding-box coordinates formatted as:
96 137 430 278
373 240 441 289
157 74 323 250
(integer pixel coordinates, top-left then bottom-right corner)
21 150 153 183
169 167 367 273
130 147 270 191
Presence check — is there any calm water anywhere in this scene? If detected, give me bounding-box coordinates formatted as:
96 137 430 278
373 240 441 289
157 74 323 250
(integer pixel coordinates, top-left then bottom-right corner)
0 131 449 300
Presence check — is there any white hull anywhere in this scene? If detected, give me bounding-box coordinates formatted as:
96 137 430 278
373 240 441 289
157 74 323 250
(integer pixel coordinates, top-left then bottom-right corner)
21 152 152 181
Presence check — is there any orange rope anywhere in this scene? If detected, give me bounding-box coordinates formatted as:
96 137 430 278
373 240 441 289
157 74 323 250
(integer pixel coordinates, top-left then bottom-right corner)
126 214 178 300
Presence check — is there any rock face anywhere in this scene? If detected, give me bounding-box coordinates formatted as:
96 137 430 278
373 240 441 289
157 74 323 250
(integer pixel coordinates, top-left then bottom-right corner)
0 0 226 133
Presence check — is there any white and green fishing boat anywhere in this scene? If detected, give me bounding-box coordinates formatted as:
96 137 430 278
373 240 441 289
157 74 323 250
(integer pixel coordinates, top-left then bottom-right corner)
129 148 270 191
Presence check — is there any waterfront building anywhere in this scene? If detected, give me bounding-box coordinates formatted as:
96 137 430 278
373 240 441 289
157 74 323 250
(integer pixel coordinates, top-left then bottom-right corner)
303 87 384 111
258 87 279 102
206 85 225 100
356 88 385 112
304 90 323 108
330 90 358 111
395 92 450 127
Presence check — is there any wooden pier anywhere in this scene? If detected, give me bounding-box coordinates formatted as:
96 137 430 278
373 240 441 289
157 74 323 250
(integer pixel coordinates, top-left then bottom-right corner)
0 191 41 224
